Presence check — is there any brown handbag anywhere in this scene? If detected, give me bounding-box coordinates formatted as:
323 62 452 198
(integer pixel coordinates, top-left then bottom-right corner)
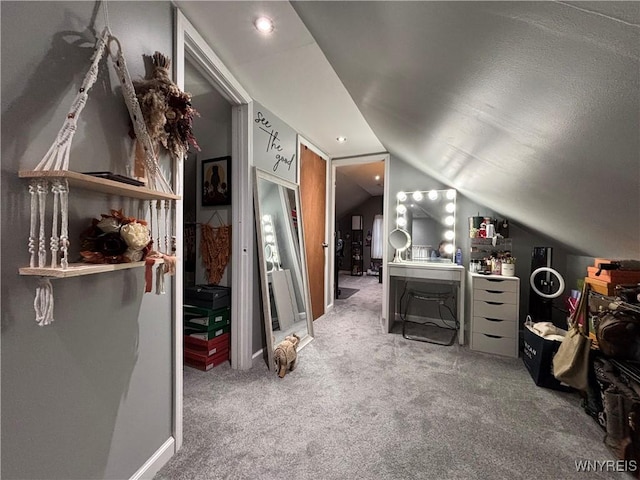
597 310 640 361
553 284 592 391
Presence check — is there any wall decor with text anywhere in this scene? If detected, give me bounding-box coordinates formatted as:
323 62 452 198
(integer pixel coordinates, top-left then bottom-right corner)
252 102 297 183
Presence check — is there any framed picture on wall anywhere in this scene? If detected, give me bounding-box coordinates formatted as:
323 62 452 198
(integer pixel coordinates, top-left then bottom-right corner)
202 156 231 206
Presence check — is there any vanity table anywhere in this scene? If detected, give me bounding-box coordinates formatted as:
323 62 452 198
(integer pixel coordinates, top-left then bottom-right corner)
387 262 466 345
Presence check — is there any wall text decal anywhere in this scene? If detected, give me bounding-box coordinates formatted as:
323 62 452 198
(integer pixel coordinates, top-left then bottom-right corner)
253 103 297 183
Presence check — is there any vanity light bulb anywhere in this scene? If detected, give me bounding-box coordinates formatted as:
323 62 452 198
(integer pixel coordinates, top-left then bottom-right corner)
412 191 423 202
446 189 456 200
265 234 274 243
396 204 407 214
262 214 271 223
445 202 455 213
397 217 407 227
264 224 273 233
444 243 454 255
428 190 438 201
396 191 407 202
445 216 455 226
444 230 454 240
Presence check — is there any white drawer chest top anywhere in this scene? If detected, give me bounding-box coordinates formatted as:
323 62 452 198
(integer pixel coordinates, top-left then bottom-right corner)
469 273 520 358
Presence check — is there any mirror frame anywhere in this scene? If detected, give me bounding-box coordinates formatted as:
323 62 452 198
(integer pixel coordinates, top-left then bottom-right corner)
389 228 411 262
394 188 457 263
253 167 314 371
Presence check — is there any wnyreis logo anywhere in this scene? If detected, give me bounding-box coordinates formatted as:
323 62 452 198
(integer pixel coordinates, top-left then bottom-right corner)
575 460 637 472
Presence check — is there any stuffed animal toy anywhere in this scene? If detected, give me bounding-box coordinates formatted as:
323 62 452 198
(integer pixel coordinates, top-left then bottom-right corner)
274 334 300 378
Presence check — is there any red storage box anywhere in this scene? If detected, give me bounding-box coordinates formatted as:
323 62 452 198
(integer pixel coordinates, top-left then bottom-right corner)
184 332 230 357
184 348 229 371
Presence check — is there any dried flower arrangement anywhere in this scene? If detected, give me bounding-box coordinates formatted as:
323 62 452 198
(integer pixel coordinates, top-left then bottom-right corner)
80 209 152 264
131 52 200 159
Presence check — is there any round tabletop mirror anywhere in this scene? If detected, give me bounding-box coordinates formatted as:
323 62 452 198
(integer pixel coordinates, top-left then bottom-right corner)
389 228 411 261
265 243 274 262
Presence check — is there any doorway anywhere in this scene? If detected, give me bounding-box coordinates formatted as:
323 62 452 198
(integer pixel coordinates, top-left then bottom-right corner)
331 154 390 328
183 56 232 289
174 8 253 453
299 142 327 321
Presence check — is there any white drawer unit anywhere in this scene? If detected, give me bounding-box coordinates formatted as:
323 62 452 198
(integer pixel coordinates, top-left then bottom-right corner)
470 273 520 358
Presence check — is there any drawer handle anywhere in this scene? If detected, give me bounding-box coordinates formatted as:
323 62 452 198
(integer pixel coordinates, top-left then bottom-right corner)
484 301 504 306
486 290 504 294
486 279 505 283
483 333 503 339
484 317 504 322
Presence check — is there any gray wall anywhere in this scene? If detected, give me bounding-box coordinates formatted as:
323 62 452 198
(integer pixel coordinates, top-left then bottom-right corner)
2 2 174 478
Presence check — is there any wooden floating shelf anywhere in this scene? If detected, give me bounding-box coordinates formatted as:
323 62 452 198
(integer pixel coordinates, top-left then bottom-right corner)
19 259 163 278
19 170 180 201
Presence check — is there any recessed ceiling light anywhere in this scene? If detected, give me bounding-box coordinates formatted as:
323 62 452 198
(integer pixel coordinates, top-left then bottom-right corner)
254 16 274 34
336 136 347 143
374 175 380 181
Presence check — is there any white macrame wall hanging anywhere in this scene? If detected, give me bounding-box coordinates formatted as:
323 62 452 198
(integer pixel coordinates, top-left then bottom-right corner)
24 24 178 326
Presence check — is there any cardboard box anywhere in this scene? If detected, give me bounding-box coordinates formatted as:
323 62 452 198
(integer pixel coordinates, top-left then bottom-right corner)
587 267 640 284
585 276 617 296
184 348 229 371
184 332 230 356
594 258 616 267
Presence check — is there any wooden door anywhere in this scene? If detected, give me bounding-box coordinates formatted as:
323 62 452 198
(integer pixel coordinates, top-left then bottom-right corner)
300 145 326 320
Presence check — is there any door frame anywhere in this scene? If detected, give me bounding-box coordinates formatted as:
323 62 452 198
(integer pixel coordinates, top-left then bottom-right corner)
296 136 332 314
330 153 390 330
174 7 253 452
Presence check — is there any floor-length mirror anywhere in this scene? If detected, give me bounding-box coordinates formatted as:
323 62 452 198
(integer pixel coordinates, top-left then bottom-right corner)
254 168 314 371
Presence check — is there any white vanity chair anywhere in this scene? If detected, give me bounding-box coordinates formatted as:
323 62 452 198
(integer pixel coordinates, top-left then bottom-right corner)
387 189 465 345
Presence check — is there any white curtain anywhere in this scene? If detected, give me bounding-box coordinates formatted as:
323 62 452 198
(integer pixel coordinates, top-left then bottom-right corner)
371 214 384 259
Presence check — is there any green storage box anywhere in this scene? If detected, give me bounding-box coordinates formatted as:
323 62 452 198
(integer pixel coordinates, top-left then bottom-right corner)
184 324 230 341
184 305 230 332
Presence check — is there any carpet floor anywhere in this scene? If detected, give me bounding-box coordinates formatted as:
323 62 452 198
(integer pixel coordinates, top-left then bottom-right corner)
155 272 617 480
336 286 360 300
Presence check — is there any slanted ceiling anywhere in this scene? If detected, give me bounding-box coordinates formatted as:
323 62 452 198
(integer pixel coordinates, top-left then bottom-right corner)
177 1 640 258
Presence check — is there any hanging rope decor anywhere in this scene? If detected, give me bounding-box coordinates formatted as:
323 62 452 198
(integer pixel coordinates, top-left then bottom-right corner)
24 21 181 324
200 220 232 285
35 29 111 172
139 197 178 295
49 179 69 269
36 180 48 268
107 36 174 194
28 181 38 268
164 199 170 254
34 279 55 327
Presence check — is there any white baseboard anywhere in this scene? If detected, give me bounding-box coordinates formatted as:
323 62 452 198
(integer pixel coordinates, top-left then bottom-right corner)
129 437 175 480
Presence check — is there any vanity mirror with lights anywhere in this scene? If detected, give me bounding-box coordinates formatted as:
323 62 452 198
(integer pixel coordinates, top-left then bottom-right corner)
253 168 314 371
387 188 466 344
392 188 457 263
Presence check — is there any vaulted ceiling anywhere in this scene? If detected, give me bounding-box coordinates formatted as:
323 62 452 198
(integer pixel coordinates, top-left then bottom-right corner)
175 1 640 258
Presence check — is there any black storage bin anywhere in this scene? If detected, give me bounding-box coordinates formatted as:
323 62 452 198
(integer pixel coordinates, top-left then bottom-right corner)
185 284 231 310
522 325 573 391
